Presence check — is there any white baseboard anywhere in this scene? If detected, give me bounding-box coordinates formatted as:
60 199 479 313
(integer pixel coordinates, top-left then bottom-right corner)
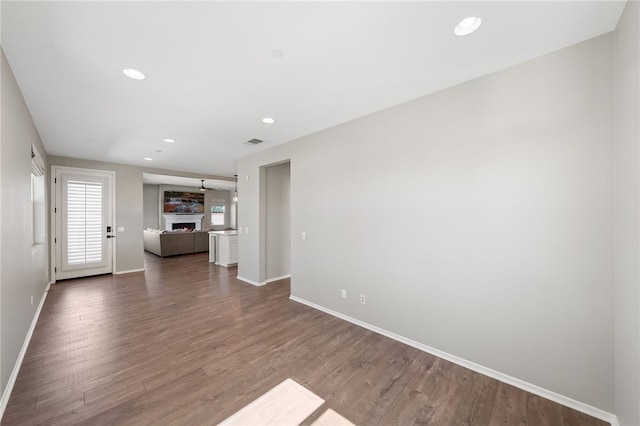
237 276 266 286
237 274 291 287
265 274 291 284
289 295 619 426
114 268 145 275
0 282 51 421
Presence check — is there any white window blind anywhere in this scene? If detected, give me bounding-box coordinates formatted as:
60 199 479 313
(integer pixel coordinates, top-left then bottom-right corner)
67 180 103 265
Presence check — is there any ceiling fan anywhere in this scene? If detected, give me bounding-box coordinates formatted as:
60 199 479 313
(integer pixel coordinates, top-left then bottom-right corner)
199 179 223 192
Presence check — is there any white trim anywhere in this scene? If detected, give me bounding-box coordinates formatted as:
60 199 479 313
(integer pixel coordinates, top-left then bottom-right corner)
114 268 145 275
289 295 619 426
236 275 266 286
49 168 56 282
265 274 291 284
236 274 291 286
216 261 238 267
0 282 52 420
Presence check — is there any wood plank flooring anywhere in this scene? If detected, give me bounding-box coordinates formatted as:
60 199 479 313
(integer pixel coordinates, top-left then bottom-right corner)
2 252 609 425
218 378 324 425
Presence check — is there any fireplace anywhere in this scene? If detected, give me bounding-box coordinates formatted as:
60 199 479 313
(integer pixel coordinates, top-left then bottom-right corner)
172 223 196 230
163 214 204 231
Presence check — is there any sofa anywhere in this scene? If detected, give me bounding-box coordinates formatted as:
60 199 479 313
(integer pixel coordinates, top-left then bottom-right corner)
143 229 210 257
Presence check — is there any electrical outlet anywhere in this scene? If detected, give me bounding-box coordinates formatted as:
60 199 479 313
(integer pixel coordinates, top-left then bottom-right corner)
341 289 347 299
30 295 34 306
360 294 366 304
302 231 306 240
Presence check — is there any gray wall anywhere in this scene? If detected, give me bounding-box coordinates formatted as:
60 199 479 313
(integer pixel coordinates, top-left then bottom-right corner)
238 34 615 411
0 49 50 394
614 1 640 425
49 156 146 273
265 162 291 281
143 184 160 230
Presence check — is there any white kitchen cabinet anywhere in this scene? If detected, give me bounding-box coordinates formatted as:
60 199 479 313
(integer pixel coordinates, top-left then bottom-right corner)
208 231 238 267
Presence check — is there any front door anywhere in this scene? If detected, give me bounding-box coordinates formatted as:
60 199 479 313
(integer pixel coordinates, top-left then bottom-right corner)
53 167 115 280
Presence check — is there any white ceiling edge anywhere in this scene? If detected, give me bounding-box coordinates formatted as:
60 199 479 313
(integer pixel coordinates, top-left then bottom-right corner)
143 173 236 191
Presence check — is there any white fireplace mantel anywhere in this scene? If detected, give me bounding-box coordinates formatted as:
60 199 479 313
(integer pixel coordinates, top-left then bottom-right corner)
163 214 205 231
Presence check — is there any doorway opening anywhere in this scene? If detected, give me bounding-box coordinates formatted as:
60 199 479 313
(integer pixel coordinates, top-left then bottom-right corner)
260 161 291 284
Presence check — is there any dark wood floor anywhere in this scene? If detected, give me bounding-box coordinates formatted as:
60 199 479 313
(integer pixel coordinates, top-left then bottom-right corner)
3 252 608 425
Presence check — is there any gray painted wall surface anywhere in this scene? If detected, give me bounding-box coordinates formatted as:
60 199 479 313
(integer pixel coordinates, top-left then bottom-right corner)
265 162 291 281
238 34 615 411
0 50 50 393
143 184 160 230
49 156 145 273
614 1 640 425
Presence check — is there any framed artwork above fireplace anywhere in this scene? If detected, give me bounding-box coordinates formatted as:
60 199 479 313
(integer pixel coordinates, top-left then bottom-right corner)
163 191 204 214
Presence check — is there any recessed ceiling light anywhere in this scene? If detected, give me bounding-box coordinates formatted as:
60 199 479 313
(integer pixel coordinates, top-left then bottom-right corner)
163 138 175 143
123 68 146 80
143 157 153 161
454 17 482 36
262 117 276 124
271 49 284 58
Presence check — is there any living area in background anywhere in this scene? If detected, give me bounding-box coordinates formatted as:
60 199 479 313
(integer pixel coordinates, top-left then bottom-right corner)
142 173 237 260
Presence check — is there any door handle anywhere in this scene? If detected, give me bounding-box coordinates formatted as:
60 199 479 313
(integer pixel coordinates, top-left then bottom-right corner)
107 235 116 239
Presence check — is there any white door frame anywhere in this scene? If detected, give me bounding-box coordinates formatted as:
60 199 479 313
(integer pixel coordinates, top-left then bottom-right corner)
50 166 117 282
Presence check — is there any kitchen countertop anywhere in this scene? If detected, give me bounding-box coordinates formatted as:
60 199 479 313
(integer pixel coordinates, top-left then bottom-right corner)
208 230 238 236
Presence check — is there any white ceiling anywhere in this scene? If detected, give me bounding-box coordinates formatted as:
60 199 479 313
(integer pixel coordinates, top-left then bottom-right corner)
1 1 626 178
143 173 235 191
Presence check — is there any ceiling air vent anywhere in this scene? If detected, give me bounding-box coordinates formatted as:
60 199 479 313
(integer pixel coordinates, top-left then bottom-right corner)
244 138 264 145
